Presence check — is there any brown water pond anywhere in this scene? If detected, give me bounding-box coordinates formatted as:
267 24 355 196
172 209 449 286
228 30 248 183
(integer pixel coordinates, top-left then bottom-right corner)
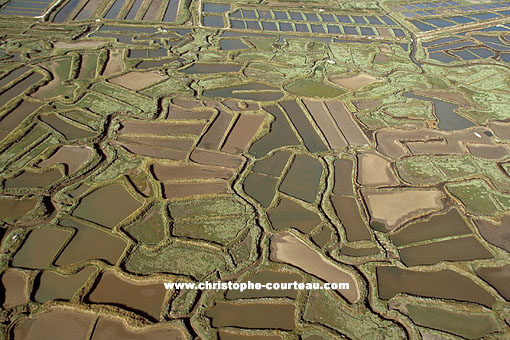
206 301 296 330
333 159 354 196
88 270 166 321
197 110 233 150
402 304 499 339
38 145 92 174
34 266 97 303
268 197 321 233
280 100 328 153
244 172 277 208
222 114 265 154
279 155 322 203
0 197 38 218
12 228 71 269
330 194 372 241
252 151 290 177
72 183 142 228
376 266 495 307
249 105 300 158
162 181 229 198
398 236 492 266
12 307 96 340
218 330 281 340
91 316 187 340
152 164 233 181
389 208 472 246
477 264 510 300
191 148 244 168
55 217 127 266
5 169 62 189
2 269 29 308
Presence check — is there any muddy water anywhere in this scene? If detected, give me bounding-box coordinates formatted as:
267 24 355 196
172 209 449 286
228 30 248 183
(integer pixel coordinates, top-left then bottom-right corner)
218 330 282 340
280 155 322 203
5 168 62 189
403 92 474 131
477 265 510 300
226 270 302 299
77 53 98 79
243 172 277 207
473 215 510 252
390 208 472 246
0 66 30 89
191 148 244 168
376 266 495 307
280 100 328 153
0 72 43 107
12 228 72 269
399 236 492 266
2 269 29 308
312 226 332 247
252 151 290 177
356 151 398 186
118 120 205 135
0 100 42 132
339 245 379 257
302 99 347 149
268 196 321 233
143 0 163 21
249 106 300 157
181 63 242 74
55 217 127 266
102 49 123 76
331 194 371 241
161 181 229 198
40 113 95 140
363 188 443 232
118 136 193 152
324 100 370 145
34 266 97 303
270 232 359 303
222 114 265 154
38 145 92 174
167 106 213 119
74 0 102 20
333 159 354 196
198 110 233 149
91 316 187 340
88 271 166 321
152 164 233 181
72 183 142 228
169 197 246 218
13 307 96 340
206 301 296 330
109 71 165 91
0 197 38 218
119 143 187 160
403 304 499 339
203 83 283 101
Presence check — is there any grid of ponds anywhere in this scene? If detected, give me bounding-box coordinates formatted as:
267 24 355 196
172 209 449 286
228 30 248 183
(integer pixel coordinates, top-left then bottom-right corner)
0 0 54 17
203 7 406 38
393 0 510 18
51 0 180 22
423 28 510 63
409 9 510 31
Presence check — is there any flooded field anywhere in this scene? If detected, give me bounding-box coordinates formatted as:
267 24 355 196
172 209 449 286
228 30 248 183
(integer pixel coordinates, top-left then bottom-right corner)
1 1 510 338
